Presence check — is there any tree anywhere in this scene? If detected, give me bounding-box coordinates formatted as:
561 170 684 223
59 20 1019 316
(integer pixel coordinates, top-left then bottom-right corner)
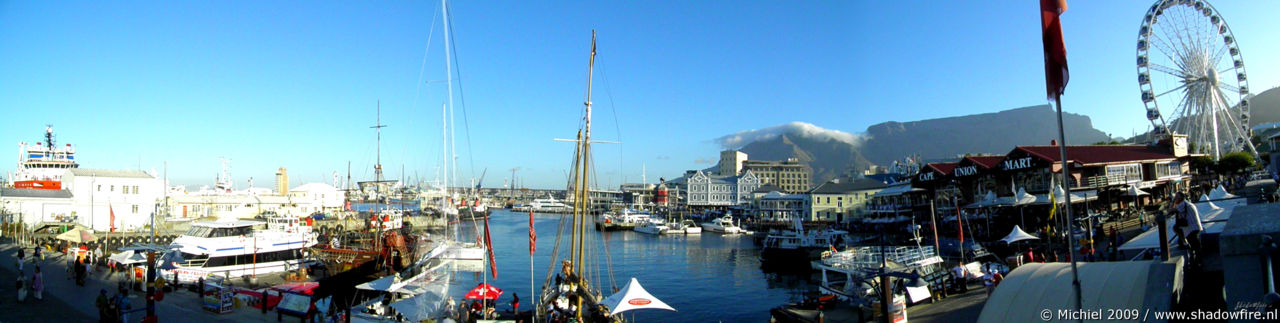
1189 156 1215 174
1216 152 1255 174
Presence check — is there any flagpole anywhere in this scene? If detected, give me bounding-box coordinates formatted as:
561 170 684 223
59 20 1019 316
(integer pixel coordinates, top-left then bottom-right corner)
1053 93 1084 319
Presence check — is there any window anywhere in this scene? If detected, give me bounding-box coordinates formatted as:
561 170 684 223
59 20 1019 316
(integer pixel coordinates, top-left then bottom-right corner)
111 185 115 192
133 186 139 194
97 185 101 192
132 205 139 214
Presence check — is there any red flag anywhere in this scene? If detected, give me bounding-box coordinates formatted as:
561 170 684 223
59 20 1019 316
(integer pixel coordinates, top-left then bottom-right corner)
109 204 116 233
1040 0 1069 99
529 210 536 255
484 215 497 279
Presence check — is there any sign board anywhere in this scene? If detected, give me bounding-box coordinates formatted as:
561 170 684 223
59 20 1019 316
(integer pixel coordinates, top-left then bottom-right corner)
953 165 979 177
1002 157 1036 171
276 292 312 316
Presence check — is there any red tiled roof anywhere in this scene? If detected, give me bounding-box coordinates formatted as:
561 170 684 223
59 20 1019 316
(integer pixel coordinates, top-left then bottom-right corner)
963 155 1005 169
926 162 959 175
1015 145 1176 166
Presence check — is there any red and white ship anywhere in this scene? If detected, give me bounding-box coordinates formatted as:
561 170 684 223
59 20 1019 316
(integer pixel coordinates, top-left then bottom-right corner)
9 126 78 190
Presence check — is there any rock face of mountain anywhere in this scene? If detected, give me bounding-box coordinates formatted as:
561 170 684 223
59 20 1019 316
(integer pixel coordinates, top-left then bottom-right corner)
1248 87 1280 127
858 105 1111 165
724 105 1113 186
737 134 872 188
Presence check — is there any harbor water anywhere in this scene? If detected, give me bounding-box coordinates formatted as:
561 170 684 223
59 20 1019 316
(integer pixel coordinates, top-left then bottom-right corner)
445 209 816 322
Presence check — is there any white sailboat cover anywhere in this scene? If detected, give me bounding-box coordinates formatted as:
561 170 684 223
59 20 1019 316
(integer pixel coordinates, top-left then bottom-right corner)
601 278 676 315
999 225 1039 244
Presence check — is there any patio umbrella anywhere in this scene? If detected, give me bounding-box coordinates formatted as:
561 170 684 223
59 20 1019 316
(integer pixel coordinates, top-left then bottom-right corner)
464 283 503 300
55 228 97 243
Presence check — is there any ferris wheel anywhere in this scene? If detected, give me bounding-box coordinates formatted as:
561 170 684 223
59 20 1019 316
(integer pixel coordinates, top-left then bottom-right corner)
1137 0 1256 160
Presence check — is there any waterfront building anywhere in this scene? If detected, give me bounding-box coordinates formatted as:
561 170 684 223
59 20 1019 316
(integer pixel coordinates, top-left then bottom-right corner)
676 169 760 208
808 177 888 223
287 182 346 214
713 150 812 194
717 150 747 176
63 169 163 231
752 190 808 221
619 183 655 209
867 181 928 220
0 188 73 227
742 159 811 194
275 167 288 195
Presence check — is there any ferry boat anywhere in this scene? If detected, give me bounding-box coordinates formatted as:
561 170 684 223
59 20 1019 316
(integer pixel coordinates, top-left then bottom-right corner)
9 126 78 190
701 214 745 234
160 215 318 284
528 195 571 213
814 246 944 303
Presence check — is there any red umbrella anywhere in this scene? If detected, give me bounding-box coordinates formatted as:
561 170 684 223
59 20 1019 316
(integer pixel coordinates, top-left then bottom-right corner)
464 283 504 300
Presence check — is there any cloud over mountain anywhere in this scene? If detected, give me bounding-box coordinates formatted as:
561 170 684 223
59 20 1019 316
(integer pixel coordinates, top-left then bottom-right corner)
715 122 867 149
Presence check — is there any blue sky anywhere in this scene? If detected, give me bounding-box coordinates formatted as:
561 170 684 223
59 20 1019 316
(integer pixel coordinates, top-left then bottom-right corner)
2 1 1278 190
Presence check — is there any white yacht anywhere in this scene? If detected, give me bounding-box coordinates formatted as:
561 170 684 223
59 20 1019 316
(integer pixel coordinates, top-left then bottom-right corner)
815 246 944 303
701 215 745 234
160 215 318 284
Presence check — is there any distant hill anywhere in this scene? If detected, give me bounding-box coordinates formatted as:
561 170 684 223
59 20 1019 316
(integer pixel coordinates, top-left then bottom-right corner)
858 105 1112 165
720 105 1113 186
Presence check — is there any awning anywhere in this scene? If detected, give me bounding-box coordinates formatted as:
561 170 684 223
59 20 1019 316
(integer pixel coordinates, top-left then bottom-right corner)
601 278 676 315
965 191 999 208
1118 199 1244 251
999 225 1039 244
872 184 923 198
977 261 1179 323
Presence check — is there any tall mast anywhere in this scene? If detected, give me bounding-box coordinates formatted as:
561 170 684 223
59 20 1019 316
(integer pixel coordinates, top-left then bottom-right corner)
442 0 458 195
575 30 597 280
371 100 387 182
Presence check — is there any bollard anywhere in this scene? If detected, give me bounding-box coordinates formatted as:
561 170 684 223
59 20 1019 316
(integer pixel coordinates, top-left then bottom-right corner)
1156 211 1170 261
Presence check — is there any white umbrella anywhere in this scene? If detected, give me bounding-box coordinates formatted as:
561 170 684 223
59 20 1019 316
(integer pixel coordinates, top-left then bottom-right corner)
1013 187 1036 228
999 225 1040 244
55 228 97 243
601 278 676 315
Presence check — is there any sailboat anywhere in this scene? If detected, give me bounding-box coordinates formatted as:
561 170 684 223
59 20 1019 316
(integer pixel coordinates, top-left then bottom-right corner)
537 30 625 322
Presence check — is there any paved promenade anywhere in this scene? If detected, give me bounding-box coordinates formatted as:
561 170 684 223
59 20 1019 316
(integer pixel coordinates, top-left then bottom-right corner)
0 243 286 323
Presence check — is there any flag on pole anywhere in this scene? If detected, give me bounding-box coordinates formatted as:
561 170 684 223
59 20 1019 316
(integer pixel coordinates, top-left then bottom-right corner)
529 210 537 255
1041 0 1069 99
109 204 116 233
1048 181 1058 236
484 215 497 279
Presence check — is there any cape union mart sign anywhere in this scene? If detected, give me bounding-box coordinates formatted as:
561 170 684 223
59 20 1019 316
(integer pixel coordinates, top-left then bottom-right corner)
953 165 979 177
1003 157 1035 171
917 171 937 182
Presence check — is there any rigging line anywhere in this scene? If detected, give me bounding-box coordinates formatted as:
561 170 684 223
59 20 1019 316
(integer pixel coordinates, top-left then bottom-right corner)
444 4 478 183
599 60 624 181
411 8 442 112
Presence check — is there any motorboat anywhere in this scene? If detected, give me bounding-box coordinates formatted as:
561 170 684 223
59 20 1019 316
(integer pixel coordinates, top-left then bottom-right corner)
680 220 702 234
701 215 745 234
597 209 651 231
760 217 849 264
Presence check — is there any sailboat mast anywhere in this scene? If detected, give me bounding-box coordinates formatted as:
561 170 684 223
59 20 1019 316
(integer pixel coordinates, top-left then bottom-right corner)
372 100 386 182
575 30 597 279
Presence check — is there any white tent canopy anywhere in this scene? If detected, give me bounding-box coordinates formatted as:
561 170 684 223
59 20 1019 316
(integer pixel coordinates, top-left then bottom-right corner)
1014 187 1036 206
1209 185 1237 200
999 225 1039 244
107 250 148 265
601 278 676 315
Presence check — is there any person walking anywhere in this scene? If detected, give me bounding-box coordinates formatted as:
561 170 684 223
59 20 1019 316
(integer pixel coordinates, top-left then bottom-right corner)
17 248 24 272
1172 192 1204 261
32 266 43 301
983 265 996 296
511 292 520 313
951 263 969 293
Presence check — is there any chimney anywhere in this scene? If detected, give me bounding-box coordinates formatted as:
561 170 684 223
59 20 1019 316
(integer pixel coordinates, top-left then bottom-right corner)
1050 139 1058 146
